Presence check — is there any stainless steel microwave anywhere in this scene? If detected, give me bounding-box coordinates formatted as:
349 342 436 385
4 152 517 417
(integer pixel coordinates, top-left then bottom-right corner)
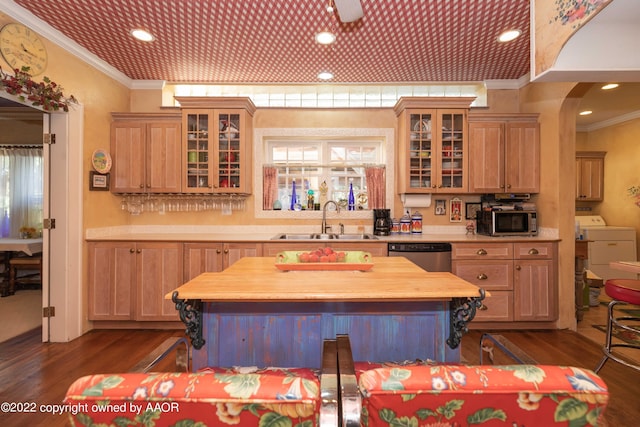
476 210 538 236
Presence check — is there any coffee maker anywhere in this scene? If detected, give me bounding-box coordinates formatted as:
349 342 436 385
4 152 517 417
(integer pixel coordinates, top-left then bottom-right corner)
373 209 392 236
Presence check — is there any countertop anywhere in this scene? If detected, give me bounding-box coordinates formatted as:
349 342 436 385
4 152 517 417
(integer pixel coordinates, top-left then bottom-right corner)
166 256 484 302
86 225 560 243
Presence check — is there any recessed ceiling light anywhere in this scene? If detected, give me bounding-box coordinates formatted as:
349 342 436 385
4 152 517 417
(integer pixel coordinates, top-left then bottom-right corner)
130 29 155 42
601 83 619 90
579 110 593 116
318 71 334 80
315 31 336 45
497 29 522 43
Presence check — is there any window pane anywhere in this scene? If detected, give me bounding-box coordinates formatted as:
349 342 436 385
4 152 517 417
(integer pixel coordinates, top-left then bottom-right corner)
267 139 381 211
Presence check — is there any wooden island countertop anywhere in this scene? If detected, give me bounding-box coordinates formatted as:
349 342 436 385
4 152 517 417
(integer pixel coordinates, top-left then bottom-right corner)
166 256 485 302
166 256 487 369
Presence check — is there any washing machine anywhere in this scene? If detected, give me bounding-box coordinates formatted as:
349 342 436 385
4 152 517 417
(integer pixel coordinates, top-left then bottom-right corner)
576 215 638 281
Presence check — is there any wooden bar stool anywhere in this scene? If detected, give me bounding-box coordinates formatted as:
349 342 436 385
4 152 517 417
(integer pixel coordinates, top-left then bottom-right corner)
8 255 42 295
595 279 640 373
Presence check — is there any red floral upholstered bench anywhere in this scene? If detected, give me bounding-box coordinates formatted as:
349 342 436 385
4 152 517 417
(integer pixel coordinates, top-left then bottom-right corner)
336 335 609 427
64 340 338 427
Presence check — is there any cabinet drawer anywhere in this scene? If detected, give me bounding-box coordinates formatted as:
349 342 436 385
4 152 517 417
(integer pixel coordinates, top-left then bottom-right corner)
452 260 513 290
452 243 513 260
474 291 513 322
514 242 554 259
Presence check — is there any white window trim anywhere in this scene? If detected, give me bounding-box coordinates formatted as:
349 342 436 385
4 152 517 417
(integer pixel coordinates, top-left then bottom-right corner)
254 127 395 219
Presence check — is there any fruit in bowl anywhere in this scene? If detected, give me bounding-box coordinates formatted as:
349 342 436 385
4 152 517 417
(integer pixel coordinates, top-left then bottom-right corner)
298 247 346 263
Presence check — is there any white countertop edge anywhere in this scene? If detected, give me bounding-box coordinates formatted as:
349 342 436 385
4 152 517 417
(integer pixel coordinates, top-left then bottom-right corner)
85 225 559 242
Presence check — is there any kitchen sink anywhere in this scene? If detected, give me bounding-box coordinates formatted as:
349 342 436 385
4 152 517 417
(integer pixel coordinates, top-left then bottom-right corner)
272 233 378 240
334 233 378 240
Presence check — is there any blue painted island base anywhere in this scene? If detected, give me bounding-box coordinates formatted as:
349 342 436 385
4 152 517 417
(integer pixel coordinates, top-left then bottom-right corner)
192 301 459 370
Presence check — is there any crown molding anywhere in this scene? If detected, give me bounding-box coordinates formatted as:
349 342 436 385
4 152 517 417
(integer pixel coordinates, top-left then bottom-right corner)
131 80 166 90
0 1 133 88
484 74 531 90
576 109 640 132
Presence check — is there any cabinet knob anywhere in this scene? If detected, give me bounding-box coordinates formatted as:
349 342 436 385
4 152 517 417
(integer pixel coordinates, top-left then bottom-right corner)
507 184 511 189
477 273 488 280
216 249 221 254
136 249 141 254
516 265 521 270
528 248 539 255
224 249 229 254
130 248 135 253
477 248 487 255
139 184 144 188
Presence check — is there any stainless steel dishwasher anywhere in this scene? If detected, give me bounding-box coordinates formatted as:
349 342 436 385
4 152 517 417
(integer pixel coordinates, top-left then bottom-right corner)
388 242 452 272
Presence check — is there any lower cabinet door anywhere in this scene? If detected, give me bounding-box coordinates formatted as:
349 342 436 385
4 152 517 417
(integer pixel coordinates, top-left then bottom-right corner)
514 260 556 321
474 291 513 322
88 242 136 320
136 243 183 321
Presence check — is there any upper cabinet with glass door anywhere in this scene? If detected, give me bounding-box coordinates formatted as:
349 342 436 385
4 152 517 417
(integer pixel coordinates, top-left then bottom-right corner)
394 97 474 194
176 97 256 194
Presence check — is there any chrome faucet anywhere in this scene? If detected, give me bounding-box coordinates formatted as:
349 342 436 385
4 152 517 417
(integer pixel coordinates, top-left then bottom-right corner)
321 200 340 234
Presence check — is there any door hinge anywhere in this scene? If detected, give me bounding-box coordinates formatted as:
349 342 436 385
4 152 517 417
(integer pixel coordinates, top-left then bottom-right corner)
43 218 56 229
43 133 56 144
43 306 56 318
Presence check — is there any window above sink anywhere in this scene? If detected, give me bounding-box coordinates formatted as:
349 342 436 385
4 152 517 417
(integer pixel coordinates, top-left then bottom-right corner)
254 127 395 220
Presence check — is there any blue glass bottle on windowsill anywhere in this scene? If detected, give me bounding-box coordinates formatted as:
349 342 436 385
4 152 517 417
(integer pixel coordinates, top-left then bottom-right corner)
290 180 297 211
348 182 355 211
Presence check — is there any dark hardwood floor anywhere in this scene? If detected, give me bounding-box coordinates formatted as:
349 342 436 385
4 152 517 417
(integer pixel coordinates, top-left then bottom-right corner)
1 327 638 426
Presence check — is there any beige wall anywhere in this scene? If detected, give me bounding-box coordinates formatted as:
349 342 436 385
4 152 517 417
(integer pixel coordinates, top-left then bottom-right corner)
0 113 42 144
520 81 580 330
577 119 640 255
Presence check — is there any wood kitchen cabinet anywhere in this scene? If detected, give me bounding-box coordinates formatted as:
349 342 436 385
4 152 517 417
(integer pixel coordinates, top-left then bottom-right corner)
468 113 540 194
576 151 606 201
183 242 263 280
175 97 256 194
452 241 557 325
110 113 182 193
394 97 475 194
88 241 182 322
514 246 556 321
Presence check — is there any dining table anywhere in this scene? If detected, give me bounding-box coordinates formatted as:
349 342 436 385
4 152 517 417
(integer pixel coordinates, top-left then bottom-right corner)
0 237 43 296
167 256 486 371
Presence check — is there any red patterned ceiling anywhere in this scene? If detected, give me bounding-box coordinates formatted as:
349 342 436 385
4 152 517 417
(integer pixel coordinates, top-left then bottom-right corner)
13 0 531 83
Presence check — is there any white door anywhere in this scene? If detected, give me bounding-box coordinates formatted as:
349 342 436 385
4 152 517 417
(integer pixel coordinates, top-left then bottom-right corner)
46 107 84 342
42 113 50 340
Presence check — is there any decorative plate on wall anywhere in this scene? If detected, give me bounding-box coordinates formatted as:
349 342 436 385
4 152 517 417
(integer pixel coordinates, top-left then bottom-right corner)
91 149 112 174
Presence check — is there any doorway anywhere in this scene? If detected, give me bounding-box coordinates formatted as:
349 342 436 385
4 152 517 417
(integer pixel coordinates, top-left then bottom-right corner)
0 98 44 342
0 93 83 343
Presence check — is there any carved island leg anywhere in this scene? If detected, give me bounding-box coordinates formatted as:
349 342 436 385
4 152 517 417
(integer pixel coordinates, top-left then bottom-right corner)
447 289 486 349
172 291 205 350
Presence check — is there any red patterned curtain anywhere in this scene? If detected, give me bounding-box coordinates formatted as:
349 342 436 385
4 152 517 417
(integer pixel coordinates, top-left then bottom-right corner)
365 165 386 209
263 166 278 210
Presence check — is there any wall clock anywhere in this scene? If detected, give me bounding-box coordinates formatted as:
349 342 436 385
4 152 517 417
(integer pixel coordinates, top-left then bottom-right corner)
0 22 48 76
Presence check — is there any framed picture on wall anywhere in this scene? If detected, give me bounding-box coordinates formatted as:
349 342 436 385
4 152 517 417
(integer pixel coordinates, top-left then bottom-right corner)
450 198 462 222
465 202 482 220
435 199 446 215
89 171 110 191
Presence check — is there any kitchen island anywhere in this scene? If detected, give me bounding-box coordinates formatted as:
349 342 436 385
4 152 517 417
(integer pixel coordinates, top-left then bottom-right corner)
167 256 485 370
